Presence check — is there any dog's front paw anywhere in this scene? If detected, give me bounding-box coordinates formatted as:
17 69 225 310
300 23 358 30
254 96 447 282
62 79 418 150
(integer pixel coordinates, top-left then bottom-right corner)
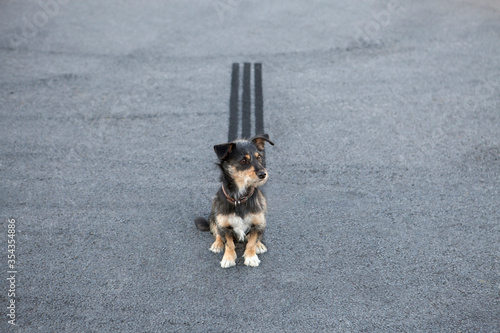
220 258 236 268
255 241 267 254
210 241 224 253
244 255 261 267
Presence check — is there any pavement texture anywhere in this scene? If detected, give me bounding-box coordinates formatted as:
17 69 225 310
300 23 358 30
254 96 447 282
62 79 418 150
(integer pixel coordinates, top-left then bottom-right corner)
1 0 499 332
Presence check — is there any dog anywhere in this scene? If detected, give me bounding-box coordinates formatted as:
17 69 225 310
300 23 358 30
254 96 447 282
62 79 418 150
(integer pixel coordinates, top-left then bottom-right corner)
195 134 274 268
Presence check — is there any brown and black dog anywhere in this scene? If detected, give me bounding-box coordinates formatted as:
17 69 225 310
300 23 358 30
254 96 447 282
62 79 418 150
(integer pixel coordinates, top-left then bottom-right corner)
195 134 274 268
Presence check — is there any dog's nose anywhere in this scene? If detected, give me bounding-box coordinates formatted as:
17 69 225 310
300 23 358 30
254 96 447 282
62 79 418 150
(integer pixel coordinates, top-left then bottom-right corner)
257 171 267 179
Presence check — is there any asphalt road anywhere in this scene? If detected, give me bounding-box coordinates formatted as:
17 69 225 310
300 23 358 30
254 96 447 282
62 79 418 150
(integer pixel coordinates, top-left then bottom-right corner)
1 0 499 332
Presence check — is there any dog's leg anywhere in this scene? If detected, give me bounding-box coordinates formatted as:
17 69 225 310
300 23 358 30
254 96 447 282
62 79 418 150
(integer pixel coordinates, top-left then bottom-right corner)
220 234 237 268
243 230 261 267
210 234 224 253
249 212 267 255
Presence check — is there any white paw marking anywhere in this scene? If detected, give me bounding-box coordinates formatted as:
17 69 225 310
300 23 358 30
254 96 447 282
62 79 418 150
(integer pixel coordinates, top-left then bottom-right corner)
244 255 261 267
220 258 236 268
255 243 267 254
209 242 223 253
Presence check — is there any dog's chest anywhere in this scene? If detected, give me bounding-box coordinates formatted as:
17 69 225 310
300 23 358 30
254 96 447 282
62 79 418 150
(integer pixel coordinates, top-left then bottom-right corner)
227 214 253 241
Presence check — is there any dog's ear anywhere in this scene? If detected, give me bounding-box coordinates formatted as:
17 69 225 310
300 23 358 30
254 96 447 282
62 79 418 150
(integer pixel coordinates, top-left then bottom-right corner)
251 134 274 151
214 143 235 160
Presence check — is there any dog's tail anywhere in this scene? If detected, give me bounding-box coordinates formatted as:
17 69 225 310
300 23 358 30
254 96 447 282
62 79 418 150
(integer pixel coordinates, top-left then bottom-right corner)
194 217 210 231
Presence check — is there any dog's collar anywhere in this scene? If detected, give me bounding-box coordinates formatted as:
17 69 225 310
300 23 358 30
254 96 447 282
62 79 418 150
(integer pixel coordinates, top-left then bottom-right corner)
221 184 255 206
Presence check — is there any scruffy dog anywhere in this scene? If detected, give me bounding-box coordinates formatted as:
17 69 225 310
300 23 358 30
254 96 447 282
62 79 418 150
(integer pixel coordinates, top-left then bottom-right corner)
195 134 274 268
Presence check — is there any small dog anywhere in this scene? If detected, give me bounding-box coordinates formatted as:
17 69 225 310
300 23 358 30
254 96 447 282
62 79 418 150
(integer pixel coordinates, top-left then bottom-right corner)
195 134 274 268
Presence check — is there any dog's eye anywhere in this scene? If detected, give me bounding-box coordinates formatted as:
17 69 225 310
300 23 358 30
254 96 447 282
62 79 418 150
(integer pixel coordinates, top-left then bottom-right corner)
240 158 247 165
256 155 262 160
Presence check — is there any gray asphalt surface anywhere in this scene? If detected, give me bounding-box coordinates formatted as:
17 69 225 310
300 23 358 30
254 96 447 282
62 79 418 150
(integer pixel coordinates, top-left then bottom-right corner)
1 0 499 332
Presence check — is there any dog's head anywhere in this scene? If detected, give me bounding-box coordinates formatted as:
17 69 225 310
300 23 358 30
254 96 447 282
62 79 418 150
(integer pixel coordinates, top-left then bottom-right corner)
214 134 274 189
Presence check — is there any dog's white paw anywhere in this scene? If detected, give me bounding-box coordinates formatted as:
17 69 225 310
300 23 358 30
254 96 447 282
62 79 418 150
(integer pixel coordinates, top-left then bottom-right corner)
244 255 261 267
220 258 236 268
255 242 267 254
209 242 224 253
